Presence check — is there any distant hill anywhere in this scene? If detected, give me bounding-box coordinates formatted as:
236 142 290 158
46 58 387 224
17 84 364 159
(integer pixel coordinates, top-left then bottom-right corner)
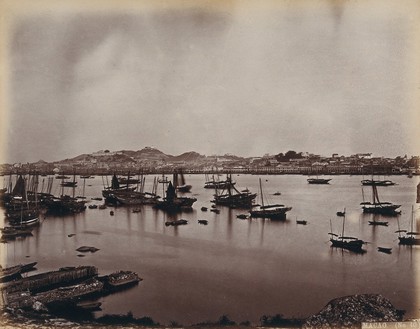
171 151 205 162
131 147 172 161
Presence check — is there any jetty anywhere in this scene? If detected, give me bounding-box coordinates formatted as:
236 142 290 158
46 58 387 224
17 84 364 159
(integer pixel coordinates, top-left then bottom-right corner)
1 266 141 314
1 266 98 295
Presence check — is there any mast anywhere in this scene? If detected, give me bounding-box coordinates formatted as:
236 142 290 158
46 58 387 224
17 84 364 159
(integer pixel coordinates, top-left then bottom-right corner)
411 205 414 233
82 177 86 198
259 178 264 208
72 171 76 199
180 171 185 186
341 213 346 237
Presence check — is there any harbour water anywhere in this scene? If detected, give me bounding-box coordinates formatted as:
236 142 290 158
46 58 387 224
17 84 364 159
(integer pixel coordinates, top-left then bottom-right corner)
1 174 419 325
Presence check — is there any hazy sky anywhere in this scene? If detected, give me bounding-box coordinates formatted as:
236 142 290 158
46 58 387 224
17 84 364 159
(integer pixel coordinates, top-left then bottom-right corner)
2 1 420 163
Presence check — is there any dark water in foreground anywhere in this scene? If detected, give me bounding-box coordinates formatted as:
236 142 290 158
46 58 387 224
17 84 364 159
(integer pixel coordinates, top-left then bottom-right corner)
1 175 419 325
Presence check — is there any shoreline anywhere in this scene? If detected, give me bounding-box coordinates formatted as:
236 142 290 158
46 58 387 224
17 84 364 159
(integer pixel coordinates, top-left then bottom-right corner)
0 292 409 329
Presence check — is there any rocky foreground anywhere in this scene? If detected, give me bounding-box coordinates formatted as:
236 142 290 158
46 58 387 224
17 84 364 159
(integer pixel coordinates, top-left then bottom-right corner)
0 293 412 328
303 294 405 328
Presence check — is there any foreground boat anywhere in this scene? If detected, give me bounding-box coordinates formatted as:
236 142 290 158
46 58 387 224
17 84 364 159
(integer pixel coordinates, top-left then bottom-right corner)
0 262 37 282
104 270 141 289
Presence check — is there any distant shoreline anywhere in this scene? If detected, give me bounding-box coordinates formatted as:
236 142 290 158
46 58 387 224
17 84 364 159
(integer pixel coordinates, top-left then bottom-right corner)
0 169 418 176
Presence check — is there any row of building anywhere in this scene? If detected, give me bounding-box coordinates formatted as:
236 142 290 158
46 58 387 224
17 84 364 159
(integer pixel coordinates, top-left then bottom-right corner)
1 152 419 176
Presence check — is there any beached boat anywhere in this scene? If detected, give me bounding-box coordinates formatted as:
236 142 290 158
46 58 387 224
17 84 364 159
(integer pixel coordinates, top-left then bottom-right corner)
0 262 37 282
105 270 141 289
249 178 291 219
296 220 307 225
76 300 102 311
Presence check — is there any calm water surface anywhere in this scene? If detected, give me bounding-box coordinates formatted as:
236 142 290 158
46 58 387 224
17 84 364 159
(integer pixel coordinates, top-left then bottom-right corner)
1 174 419 324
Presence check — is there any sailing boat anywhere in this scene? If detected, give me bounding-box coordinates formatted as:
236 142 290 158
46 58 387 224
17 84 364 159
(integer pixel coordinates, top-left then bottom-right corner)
173 169 192 192
212 174 256 208
329 216 365 253
43 173 86 214
154 181 197 212
102 173 158 206
204 172 235 189
61 172 78 187
396 205 420 245
360 184 401 215
249 178 292 219
361 173 395 186
7 175 40 227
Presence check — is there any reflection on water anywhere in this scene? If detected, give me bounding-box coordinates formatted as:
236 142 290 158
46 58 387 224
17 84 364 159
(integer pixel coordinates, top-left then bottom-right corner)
2 174 419 324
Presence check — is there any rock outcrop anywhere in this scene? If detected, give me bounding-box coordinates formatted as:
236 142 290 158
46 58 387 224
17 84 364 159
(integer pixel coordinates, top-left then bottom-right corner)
303 294 405 328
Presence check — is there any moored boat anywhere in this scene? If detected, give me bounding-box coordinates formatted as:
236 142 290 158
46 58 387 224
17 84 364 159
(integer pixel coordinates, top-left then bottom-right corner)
361 179 396 186
249 178 291 219
361 185 400 216
165 219 188 226
154 182 196 212
212 175 256 209
397 206 420 245
307 178 331 184
329 217 365 253
104 270 141 289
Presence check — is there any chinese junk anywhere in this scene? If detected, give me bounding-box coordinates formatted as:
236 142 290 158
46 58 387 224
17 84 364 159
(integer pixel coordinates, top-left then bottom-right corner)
173 170 192 193
154 181 196 212
212 175 256 208
250 178 292 220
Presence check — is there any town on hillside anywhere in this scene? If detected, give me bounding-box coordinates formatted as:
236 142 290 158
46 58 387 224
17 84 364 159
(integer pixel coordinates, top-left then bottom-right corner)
1 147 419 176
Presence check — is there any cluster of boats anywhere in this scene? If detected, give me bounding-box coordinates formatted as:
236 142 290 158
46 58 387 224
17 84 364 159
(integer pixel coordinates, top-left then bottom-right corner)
1 172 418 252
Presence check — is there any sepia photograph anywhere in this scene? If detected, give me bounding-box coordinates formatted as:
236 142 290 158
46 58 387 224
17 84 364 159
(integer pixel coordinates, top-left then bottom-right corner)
0 0 419 328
